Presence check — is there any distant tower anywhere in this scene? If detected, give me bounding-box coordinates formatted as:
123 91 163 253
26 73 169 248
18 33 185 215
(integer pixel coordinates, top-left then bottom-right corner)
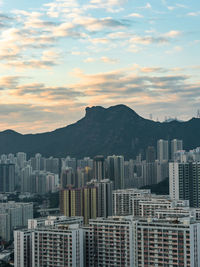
171 139 183 160
149 114 153 120
89 179 113 218
0 163 15 192
157 139 169 162
146 146 156 163
106 155 124 189
93 156 105 181
197 109 200 118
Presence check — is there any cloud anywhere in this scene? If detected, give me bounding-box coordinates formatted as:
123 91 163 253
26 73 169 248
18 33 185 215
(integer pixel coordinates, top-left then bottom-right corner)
138 3 152 9
1 49 62 70
140 67 167 73
0 0 198 132
70 16 129 32
68 68 198 113
0 103 82 133
187 11 200 16
84 57 96 63
0 76 20 89
163 30 181 38
6 59 57 70
129 35 167 45
85 0 127 12
83 56 118 64
165 3 188 11
127 13 144 18
100 56 118 63
128 30 182 50
0 65 199 132
13 82 84 102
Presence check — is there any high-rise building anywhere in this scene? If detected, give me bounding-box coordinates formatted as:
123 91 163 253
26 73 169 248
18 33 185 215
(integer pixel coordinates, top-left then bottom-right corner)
62 156 77 173
0 213 10 241
0 163 15 192
87 216 136 267
60 167 75 188
112 188 151 216
106 155 124 189
14 229 33 267
45 157 59 174
76 167 93 187
0 154 7 163
29 153 46 171
146 146 156 163
143 161 157 185
171 139 183 160
86 215 200 267
0 202 33 241
16 152 27 169
32 224 83 267
60 185 98 224
28 216 83 229
14 216 84 267
113 188 189 218
169 162 200 207
28 171 58 194
157 139 169 162
21 165 32 193
60 188 82 217
93 155 105 181
8 153 15 164
89 179 113 218
155 160 169 183
136 217 200 267
77 157 93 169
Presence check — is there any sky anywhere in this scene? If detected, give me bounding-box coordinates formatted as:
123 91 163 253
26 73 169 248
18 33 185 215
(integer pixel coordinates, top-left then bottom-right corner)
0 0 199 133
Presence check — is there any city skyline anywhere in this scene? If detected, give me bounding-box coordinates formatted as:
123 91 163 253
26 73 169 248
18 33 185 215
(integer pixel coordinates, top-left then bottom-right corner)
0 0 199 133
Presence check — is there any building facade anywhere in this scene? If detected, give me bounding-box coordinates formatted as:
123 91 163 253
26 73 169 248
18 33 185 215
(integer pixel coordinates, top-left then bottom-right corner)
169 162 200 207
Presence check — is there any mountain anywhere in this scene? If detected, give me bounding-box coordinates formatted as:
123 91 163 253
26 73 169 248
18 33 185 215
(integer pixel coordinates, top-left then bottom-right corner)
0 104 200 159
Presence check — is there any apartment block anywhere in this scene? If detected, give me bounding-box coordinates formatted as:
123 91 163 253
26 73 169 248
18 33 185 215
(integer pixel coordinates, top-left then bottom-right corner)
32 224 83 267
0 202 33 241
87 216 136 267
169 162 200 207
14 216 83 267
60 185 98 224
112 188 151 216
136 217 200 267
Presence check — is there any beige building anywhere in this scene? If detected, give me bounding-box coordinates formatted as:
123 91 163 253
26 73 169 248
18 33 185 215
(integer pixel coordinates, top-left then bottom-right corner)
60 185 98 224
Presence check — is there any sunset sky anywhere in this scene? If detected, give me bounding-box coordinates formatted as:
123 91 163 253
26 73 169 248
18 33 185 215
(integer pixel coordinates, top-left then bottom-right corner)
0 0 199 133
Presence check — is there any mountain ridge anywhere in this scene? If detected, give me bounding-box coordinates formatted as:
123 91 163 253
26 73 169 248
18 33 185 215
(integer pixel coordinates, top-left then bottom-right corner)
0 104 200 158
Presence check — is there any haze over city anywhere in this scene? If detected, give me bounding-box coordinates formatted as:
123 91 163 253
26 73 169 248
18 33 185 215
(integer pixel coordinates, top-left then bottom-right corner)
0 0 199 133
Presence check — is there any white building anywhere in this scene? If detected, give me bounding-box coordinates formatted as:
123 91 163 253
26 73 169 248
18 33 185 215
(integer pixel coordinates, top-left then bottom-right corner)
113 188 151 216
171 139 183 160
157 139 169 162
0 202 33 241
136 217 200 267
169 162 180 199
32 224 83 267
87 216 136 267
14 216 83 267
